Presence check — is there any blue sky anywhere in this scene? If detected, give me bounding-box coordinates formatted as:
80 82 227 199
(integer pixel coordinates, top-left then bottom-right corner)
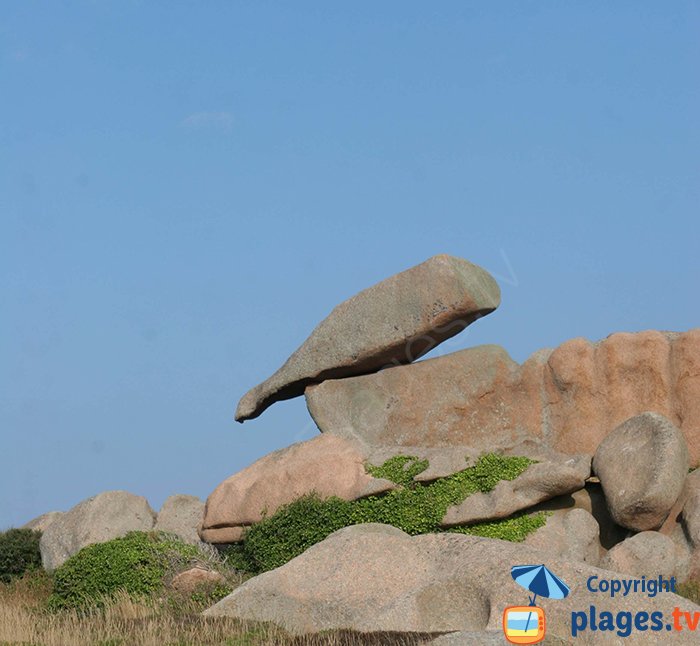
1 2 698 529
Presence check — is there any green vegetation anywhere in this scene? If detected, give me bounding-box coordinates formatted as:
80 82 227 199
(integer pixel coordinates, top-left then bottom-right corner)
0 528 42 584
365 455 429 486
239 452 538 572
49 531 233 610
450 511 550 542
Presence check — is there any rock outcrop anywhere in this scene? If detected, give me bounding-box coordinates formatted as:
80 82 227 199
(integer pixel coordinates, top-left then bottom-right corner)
199 434 395 543
593 412 689 531
154 494 205 544
235 254 500 421
524 508 601 565
531 484 628 551
204 524 700 643
22 511 63 534
306 329 700 464
40 490 156 571
600 531 687 580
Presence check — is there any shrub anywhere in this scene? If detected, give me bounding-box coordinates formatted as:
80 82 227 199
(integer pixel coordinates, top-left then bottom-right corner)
49 531 211 610
240 453 537 572
244 494 354 572
0 528 42 583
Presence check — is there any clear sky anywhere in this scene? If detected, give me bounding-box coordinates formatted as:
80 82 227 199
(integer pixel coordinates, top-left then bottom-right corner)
1 2 698 530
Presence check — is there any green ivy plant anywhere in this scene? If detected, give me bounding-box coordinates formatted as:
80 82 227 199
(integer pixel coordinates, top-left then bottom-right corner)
240 452 539 573
365 455 429 487
450 511 550 542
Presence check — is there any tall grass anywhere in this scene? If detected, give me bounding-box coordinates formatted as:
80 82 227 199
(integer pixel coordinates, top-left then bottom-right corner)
0 572 431 646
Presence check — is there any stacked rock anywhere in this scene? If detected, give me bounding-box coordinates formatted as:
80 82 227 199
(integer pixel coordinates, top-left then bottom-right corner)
200 254 700 588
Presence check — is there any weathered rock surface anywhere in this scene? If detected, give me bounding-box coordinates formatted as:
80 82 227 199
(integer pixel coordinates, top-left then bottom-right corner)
154 494 205 544
524 509 601 566
656 468 700 581
40 491 156 571
682 474 700 549
235 254 500 421
307 344 534 453
532 484 628 551
204 524 700 643
22 511 64 534
600 531 687 580
306 329 700 464
171 567 226 594
593 412 689 531
199 435 395 544
441 454 590 526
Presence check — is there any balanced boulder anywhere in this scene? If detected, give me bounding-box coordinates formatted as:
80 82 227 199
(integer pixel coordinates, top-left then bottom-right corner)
40 490 156 571
154 494 205 544
593 412 689 531
199 434 395 543
307 329 700 464
204 523 699 643
235 254 500 421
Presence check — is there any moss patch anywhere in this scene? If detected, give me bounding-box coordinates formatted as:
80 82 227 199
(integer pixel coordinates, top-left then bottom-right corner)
241 452 538 573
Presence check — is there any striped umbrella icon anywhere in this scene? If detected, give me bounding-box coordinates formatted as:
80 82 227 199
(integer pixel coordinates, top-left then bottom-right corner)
511 564 570 633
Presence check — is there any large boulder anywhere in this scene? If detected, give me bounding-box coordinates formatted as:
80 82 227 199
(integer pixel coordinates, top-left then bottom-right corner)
600 532 687 580
441 454 589 526
593 412 689 531
40 491 156 571
22 511 63 534
524 509 601 566
154 494 205 544
306 329 700 464
235 254 500 421
204 523 699 643
199 435 395 544
307 344 537 453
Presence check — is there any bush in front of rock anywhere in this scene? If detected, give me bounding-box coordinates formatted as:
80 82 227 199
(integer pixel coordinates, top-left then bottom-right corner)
0 528 42 583
49 531 232 610
40 490 156 571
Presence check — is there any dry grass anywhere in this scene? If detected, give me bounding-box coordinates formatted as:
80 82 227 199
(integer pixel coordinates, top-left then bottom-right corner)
0 572 432 646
